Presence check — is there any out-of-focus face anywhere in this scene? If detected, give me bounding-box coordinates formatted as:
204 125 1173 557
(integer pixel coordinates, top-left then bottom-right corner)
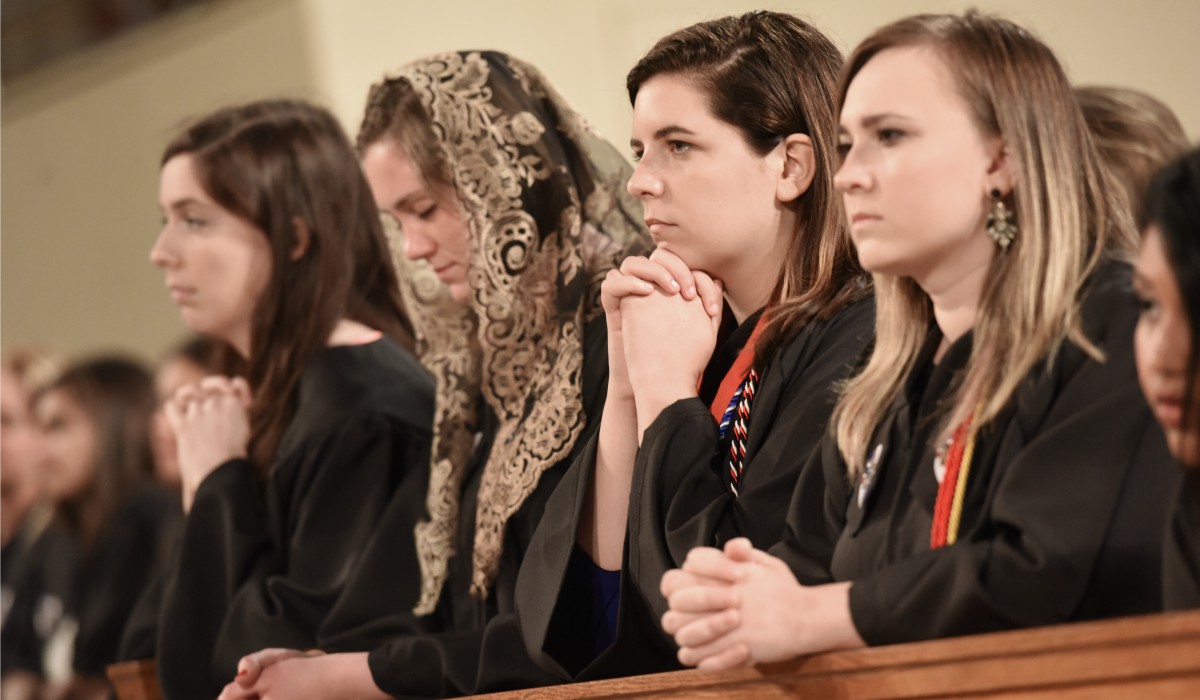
36 388 98 502
150 355 208 487
1135 225 1200 467
1 369 48 542
151 154 273 356
361 140 472 303
835 46 1001 289
626 73 791 280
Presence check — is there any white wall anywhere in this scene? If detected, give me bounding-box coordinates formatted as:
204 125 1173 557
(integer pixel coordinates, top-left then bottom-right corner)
3 0 1197 361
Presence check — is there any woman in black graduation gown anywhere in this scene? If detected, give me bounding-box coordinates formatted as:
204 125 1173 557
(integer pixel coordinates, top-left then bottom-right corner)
148 100 435 700
1134 147 1200 609
33 357 176 699
660 12 1179 669
513 11 874 682
219 52 652 698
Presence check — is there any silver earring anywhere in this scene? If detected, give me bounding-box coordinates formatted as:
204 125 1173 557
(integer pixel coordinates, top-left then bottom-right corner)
986 188 1016 250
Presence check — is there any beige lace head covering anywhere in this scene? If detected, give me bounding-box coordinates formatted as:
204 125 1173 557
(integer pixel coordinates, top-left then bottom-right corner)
371 51 649 614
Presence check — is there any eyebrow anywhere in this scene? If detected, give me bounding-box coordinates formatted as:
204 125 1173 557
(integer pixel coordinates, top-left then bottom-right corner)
387 190 434 211
837 112 914 135
163 197 207 212
630 124 698 149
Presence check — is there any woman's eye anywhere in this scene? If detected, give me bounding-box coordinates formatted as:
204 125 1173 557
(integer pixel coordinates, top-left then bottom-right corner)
878 128 904 144
668 141 692 155
836 142 852 161
630 150 643 163
418 204 438 220
1134 291 1161 319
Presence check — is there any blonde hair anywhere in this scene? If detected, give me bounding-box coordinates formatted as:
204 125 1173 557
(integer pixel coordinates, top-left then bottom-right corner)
833 12 1137 480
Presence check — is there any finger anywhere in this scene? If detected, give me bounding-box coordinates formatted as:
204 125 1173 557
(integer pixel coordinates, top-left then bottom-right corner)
236 648 302 686
723 537 755 563
691 270 724 317
682 547 748 583
674 607 741 649
677 632 746 668
620 255 685 296
696 643 753 673
230 377 253 409
602 271 655 305
661 608 717 635
218 681 258 700
667 582 740 614
648 248 698 299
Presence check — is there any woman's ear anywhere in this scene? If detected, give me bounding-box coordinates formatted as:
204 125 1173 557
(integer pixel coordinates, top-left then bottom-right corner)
290 217 311 261
777 134 816 203
984 138 1016 197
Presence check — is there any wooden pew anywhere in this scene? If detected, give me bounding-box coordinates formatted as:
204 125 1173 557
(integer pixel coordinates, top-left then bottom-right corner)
105 610 1200 699
473 609 1200 699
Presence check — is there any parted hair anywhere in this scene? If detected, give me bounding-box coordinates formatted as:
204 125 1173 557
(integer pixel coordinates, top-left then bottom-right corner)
162 100 412 474
625 10 869 365
42 357 156 549
833 12 1137 479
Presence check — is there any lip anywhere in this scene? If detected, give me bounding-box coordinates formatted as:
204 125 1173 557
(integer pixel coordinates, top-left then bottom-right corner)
167 284 196 305
849 212 882 228
644 218 674 233
1152 396 1185 428
431 262 458 280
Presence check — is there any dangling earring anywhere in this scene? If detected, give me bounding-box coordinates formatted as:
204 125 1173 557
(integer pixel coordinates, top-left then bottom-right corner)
986 188 1017 250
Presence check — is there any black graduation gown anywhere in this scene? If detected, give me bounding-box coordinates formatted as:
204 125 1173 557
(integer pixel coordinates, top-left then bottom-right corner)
68 483 178 677
0 507 76 678
780 262 1178 645
1163 469 1200 609
318 317 609 699
155 338 434 700
516 298 876 681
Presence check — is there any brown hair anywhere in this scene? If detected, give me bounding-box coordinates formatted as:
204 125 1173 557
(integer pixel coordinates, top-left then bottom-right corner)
357 77 453 193
162 100 412 473
41 357 156 549
626 10 869 364
833 12 1136 478
1076 85 1189 224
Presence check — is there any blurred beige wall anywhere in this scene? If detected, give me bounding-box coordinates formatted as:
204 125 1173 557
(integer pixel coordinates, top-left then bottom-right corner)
3 0 1197 362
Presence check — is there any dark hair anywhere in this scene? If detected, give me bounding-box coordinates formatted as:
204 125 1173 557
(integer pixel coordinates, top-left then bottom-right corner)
162 100 412 473
43 357 156 549
626 10 868 364
1142 147 1200 429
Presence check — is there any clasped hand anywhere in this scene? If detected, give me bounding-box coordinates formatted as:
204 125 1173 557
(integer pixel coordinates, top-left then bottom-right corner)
165 375 251 511
660 538 862 671
600 248 723 418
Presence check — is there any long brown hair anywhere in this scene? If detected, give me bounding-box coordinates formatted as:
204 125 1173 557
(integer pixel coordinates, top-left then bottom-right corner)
625 10 869 364
41 357 156 549
833 12 1137 478
162 100 412 473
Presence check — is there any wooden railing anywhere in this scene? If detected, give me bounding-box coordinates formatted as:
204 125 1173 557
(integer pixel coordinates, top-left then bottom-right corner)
473 609 1200 699
107 610 1200 699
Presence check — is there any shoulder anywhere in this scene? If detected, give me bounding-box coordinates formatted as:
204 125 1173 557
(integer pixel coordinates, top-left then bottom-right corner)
774 295 876 368
293 337 436 437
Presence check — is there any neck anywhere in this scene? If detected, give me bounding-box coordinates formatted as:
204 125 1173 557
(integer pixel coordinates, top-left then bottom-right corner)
917 238 994 356
722 212 795 324
327 319 381 346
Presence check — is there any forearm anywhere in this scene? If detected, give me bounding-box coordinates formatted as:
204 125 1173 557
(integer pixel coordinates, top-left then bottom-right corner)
580 390 638 569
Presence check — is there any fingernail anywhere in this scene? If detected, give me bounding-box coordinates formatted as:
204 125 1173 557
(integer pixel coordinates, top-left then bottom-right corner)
670 279 680 290
237 669 247 676
686 286 696 296
642 281 653 290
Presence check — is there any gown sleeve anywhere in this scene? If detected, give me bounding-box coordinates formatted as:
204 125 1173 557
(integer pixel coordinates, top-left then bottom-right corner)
156 414 427 700
847 277 1177 645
